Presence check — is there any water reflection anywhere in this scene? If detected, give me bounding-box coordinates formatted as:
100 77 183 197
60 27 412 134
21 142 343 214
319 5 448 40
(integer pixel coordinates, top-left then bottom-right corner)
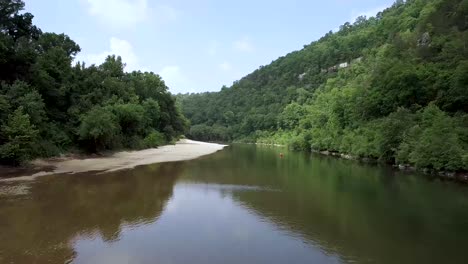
1 145 468 264
0 163 181 264
71 183 341 264
180 145 468 264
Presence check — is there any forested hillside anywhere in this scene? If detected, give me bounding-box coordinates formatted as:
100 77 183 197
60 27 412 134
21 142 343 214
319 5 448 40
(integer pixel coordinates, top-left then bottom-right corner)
0 0 188 165
179 0 468 171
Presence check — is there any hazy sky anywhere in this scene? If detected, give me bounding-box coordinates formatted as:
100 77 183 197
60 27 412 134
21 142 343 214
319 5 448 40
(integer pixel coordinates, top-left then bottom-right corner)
24 0 395 94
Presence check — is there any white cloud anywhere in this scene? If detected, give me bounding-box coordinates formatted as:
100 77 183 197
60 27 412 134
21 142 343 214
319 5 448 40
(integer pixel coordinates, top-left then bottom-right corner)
219 62 232 71
233 37 254 52
159 66 193 94
83 0 150 28
76 37 142 72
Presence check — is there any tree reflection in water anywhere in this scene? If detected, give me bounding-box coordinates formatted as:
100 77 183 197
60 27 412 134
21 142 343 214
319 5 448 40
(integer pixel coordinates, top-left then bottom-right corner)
0 162 182 264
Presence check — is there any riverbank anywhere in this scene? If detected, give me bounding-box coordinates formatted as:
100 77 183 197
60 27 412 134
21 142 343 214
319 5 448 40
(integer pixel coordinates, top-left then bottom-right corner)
0 140 227 182
238 140 468 183
312 149 468 183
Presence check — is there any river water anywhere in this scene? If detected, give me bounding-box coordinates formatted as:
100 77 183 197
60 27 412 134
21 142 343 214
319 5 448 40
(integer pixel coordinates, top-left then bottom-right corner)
1 144 468 264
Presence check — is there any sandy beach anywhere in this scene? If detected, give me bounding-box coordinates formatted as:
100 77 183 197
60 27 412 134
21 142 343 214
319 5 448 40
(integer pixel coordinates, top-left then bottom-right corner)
1 139 227 182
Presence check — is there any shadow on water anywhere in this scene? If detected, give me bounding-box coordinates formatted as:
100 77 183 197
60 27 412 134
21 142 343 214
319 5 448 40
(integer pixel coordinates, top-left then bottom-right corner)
0 162 182 264
1 144 468 264
180 144 468 264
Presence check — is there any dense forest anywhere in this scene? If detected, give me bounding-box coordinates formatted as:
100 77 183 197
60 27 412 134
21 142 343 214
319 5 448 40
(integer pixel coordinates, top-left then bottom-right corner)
179 0 468 172
0 0 188 165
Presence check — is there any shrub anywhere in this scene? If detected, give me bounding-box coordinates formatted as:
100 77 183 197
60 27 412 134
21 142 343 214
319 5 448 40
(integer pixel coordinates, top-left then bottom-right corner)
78 107 121 152
143 131 166 148
397 104 466 171
0 107 39 165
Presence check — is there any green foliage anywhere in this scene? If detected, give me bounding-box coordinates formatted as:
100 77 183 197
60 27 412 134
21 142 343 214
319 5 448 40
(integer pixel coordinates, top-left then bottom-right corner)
1 81 46 126
143 131 166 148
373 109 416 160
0 107 39 165
289 132 312 151
397 105 467 171
142 99 161 129
78 107 121 152
0 0 188 164
279 103 307 130
189 124 231 142
106 103 146 138
180 0 468 172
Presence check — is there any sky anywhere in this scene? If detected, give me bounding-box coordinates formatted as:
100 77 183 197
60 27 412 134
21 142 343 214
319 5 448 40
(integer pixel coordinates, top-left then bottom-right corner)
24 0 395 94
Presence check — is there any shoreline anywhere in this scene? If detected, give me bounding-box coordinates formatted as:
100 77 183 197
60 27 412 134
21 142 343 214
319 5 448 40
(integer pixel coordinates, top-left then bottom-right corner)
238 142 468 183
311 149 468 183
0 139 227 182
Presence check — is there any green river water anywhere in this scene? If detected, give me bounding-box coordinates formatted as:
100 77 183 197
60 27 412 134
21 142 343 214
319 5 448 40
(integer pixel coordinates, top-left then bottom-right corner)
1 144 468 264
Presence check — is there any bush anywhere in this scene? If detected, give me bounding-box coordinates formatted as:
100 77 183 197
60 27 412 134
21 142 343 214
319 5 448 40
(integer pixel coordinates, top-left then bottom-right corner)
397 104 466 171
142 99 161 129
0 107 39 165
288 132 311 151
78 107 121 152
373 108 415 160
106 103 146 138
189 124 231 142
32 140 62 158
143 131 166 148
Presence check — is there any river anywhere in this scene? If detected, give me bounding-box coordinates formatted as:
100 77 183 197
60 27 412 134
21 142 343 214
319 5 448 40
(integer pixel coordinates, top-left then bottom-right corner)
1 144 468 264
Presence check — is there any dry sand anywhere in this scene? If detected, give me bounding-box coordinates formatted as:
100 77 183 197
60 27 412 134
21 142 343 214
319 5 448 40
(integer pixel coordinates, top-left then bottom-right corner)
1 139 227 182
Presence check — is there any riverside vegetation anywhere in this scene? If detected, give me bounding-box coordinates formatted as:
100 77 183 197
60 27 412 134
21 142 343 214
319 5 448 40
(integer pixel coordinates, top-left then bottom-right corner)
178 0 468 173
0 0 188 165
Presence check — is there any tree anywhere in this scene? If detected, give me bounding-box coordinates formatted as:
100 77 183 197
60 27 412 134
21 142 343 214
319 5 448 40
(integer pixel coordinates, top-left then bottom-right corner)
397 104 466 171
0 107 38 164
78 107 121 152
143 99 161 129
0 0 189 165
180 0 468 172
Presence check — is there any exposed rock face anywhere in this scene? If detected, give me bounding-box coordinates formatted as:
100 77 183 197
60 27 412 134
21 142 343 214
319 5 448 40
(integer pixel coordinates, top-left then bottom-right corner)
339 62 349 68
418 32 431 46
298 72 307 80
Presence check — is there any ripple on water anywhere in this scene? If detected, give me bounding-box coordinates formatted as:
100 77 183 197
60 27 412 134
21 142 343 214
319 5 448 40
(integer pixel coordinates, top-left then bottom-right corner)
0 183 31 197
179 183 281 192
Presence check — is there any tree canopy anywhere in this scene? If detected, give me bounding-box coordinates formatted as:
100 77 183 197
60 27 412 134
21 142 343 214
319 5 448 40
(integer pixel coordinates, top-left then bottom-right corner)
0 0 188 165
179 0 468 172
